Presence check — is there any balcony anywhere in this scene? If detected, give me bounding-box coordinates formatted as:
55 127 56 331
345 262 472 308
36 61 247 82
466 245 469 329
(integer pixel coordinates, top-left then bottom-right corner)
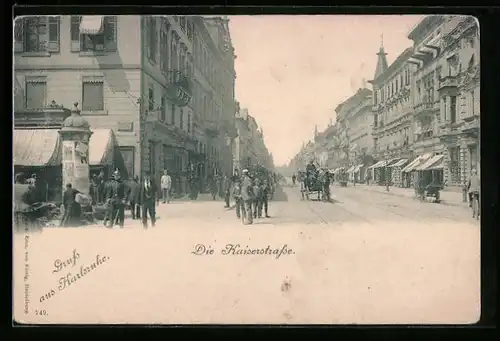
204 119 220 138
14 101 71 128
461 114 479 137
437 75 458 93
414 101 439 118
165 70 193 107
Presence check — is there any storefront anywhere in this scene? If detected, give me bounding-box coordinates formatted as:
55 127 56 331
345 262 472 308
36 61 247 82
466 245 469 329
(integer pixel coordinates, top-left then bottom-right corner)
401 153 433 187
14 127 120 202
387 158 408 187
14 128 63 202
88 129 127 179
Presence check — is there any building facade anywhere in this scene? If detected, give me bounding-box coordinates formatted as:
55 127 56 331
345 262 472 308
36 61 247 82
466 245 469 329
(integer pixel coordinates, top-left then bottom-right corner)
368 45 415 185
437 16 480 188
193 16 237 180
405 16 447 181
332 88 373 172
232 108 273 172
14 15 237 193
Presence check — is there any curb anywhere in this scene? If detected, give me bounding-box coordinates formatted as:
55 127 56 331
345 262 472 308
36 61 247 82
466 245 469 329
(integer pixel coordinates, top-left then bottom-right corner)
353 185 468 209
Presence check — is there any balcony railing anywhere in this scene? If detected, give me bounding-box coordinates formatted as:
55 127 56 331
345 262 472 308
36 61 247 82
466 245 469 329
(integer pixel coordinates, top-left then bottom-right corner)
438 75 458 91
414 101 439 116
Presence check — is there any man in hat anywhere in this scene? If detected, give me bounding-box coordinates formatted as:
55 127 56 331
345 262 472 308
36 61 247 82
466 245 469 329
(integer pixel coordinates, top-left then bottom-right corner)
107 171 126 228
140 171 157 229
127 176 141 220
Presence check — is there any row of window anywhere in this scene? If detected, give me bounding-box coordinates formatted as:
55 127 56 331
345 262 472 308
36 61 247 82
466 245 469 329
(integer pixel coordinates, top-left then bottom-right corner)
193 30 233 98
16 77 105 111
148 85 193 133
146 16 194 81
374 67 412 105
14 16 117 53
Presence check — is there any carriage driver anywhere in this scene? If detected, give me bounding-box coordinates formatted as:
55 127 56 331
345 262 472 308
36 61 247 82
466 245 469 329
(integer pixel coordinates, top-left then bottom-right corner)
306 159 317 175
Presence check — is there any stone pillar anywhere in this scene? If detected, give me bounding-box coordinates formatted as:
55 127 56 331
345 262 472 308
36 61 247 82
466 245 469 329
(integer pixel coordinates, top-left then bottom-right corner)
443 146 451 186
59 103 93 196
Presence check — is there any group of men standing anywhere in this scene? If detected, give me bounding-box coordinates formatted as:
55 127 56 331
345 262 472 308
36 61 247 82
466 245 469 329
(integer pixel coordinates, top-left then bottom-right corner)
231 168 274 225
90 169 160 229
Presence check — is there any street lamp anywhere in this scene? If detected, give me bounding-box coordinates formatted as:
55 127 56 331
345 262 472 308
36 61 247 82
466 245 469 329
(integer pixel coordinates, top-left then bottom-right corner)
385 145 390 192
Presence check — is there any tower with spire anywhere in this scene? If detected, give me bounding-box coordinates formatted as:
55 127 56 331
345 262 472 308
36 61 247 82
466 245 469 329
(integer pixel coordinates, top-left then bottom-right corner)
373 34 389 81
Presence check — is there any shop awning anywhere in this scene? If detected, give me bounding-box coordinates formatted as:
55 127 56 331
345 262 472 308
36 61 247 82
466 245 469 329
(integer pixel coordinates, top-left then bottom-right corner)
14 129 62 167
353 164 364 173
414 154 445 171
389 159 408 168
346 165 356 173
401 153 433 173
369 159 390 169
89 129 115 166
333 167 344 174
80 16 105 35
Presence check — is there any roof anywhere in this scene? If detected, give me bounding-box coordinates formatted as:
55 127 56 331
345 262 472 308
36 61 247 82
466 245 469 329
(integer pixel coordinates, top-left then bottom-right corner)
373 46 389 80
408 15 445 41
89 129 115 166
371 47 414 84
335 88 372 115
13 129 61 167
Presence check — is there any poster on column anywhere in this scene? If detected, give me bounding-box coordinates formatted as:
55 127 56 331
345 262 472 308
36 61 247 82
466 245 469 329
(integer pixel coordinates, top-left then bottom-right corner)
61 140 75 186
12 14 483 328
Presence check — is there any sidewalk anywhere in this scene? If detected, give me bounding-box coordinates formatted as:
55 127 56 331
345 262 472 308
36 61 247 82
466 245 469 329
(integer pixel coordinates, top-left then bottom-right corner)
339 183 469 209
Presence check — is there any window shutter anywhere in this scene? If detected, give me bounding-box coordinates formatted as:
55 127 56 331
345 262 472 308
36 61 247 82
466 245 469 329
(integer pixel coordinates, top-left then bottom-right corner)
70 16 81 52
104 16 117 51
47 16 60 52
14 18 24 53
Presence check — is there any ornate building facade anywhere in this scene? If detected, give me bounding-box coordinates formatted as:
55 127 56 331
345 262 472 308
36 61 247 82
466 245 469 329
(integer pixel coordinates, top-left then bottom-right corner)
437 16 480 188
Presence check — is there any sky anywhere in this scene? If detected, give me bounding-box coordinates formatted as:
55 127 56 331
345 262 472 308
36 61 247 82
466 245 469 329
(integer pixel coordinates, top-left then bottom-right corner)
228 15 425 166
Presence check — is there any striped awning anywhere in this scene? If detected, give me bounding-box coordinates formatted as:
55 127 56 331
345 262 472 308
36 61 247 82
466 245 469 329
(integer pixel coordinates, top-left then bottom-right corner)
401 153 433 173
89 129 115 166
14 129 61 167
346 165 356 173
80 16 104 35
353 164 364 173
414 154 445 171
389 158 408 168
368 160 385 169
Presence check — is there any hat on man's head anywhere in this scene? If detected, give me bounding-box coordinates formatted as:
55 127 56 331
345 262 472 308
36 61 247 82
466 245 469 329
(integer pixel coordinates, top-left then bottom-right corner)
242 169 249 174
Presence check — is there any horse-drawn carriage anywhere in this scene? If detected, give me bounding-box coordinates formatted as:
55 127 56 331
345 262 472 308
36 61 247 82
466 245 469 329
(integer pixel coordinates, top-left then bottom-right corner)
298 168 331 201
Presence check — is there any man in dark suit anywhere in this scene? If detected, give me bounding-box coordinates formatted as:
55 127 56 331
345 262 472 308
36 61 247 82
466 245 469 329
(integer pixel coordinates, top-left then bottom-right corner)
108 172 126 228
60 183 82 227
140 171 157 229
127 176 141 220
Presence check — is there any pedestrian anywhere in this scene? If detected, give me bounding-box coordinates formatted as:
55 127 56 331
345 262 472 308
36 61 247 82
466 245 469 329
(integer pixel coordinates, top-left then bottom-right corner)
60 183 82 227
140 171 157 229
240 169 254 225
261 179 271 218
128 176 141 220
97 170 106 203
232 178 243 219
107 171 126 228
467 167 480 208
223 175 231 208
292 173 296 186
161 169 172 204
210 175 218 200
253 178 264 218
